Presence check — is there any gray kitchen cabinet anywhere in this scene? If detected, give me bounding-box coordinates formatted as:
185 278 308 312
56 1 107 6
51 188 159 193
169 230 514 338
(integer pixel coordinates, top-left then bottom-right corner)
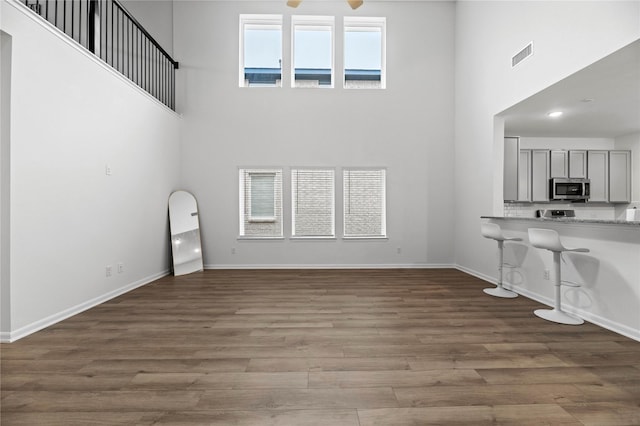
609 150 632 203
587 150 609 202
532 149 550 201
518 149 531 202
550 150 568 178
504 137 519 201
569 150 588 178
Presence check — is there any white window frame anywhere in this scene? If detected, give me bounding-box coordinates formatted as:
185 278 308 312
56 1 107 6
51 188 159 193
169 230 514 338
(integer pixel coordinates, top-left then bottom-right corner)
291 168 336 239
239 14 283 88
239 168 284 239
343 17 386 89
291 15 335 89
342 168 387 239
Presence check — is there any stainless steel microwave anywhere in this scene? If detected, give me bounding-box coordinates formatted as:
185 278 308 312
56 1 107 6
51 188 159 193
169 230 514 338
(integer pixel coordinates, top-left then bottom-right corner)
550 178 590 200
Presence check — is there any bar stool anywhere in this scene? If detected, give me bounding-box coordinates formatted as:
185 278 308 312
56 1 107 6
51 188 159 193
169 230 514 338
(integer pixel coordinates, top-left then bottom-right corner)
528 228 589 325
481 222 521 298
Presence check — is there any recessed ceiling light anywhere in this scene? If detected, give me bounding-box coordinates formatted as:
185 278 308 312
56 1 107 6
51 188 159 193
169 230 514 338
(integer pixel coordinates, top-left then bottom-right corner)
547 111 563 118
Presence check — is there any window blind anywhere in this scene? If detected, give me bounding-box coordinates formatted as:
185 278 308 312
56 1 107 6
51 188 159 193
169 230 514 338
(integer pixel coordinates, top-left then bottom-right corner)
343 168 386 238
291 169 335 237
239 169 283 238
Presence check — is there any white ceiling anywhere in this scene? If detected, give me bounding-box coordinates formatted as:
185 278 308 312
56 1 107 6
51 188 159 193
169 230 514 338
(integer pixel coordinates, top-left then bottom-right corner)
502 39 640 139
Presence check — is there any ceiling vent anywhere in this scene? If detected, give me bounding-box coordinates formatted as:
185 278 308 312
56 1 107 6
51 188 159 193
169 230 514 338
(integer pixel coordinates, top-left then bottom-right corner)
512 42 533 67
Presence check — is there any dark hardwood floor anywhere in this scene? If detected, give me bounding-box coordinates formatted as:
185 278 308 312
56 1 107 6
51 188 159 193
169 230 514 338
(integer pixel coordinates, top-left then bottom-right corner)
1 269 639 425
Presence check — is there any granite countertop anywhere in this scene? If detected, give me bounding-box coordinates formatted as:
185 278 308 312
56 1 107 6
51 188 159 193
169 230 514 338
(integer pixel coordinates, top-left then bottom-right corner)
481 216 640 227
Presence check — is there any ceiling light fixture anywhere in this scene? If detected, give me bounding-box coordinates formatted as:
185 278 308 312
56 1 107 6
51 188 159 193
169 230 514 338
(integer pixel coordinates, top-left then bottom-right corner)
547 111 563 118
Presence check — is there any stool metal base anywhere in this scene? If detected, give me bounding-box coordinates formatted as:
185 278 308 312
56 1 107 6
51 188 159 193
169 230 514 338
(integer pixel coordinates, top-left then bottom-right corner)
534 308 584 325
483 286 518 298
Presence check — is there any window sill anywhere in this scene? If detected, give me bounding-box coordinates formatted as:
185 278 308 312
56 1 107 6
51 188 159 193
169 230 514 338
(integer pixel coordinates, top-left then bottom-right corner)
342 236 388 241
248 217 276 223
237 236 285 241
290 236 337 241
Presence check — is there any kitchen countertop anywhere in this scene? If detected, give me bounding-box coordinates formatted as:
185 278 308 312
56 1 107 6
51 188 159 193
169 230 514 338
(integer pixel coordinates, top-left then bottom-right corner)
481 216 640 227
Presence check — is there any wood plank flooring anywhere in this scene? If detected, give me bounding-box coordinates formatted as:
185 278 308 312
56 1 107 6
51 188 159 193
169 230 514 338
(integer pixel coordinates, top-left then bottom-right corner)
1 269 639 425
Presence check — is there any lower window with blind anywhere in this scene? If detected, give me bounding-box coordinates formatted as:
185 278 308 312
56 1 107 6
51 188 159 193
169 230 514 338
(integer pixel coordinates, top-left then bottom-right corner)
238 167 386 239
238 168 283 238
343 168 387 238
291 168 335 238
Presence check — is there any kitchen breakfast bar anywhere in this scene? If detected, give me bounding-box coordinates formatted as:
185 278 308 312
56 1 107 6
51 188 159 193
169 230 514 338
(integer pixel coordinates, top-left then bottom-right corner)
480 216 640 341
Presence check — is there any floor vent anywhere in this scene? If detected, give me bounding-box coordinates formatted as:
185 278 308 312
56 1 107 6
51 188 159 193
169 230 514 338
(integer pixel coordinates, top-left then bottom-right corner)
512 42 533 67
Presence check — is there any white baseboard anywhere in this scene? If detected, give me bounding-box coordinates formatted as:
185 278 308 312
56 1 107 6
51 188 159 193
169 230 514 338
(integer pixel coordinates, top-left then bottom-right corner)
1 270 170 343
204 263 455 270
454 264 640 343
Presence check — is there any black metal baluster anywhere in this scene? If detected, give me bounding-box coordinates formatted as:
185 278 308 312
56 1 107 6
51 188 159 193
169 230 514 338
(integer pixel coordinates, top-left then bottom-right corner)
110 0 114 67
171 59 175 109
63 0 66 34
80 0 83 46
129 18 132 79
71 0 74 39
117 8 120 72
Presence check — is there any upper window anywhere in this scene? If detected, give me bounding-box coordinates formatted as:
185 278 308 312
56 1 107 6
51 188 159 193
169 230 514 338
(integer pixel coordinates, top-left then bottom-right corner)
239 168 283 238
344 17 386 89
292 16 335 88
291 169 335 238
343 168 387 238
239 15 283 87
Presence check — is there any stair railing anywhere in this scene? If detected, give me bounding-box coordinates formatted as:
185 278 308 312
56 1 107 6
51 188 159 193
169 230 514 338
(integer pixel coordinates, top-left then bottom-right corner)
22 0 179 110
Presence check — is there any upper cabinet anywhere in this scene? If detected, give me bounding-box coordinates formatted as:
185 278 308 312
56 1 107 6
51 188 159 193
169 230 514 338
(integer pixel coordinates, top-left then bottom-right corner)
503 137 519 202
550 150 588 178
550 150 568 178
518 150 532 202
609 150 632 203
569 150 588 178
505 147 631 203
531 150 550 202
587 150 609 202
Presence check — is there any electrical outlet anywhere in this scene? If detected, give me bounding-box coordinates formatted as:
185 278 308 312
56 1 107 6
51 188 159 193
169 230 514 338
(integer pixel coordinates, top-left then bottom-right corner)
105 164 112 176
117 263 124 274
105 265 112 277
231 247 237 255
396 247 402 254
543 269 550 280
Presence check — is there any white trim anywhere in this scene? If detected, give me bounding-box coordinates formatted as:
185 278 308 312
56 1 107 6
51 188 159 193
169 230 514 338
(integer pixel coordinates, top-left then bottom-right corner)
205 263 453 270
6 0 180 118
239 14 283 88
291 15 335 89
343 16 386 90
0 270 170 343
454 264 640 343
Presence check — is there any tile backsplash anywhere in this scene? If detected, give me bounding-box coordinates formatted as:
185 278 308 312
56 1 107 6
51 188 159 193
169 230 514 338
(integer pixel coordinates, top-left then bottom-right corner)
503 202 631 220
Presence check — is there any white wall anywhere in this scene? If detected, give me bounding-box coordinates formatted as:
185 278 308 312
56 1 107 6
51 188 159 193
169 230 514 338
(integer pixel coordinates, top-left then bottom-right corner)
1 30 12 333
173 1 456 267
454 1 640 278
0 1 181 340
